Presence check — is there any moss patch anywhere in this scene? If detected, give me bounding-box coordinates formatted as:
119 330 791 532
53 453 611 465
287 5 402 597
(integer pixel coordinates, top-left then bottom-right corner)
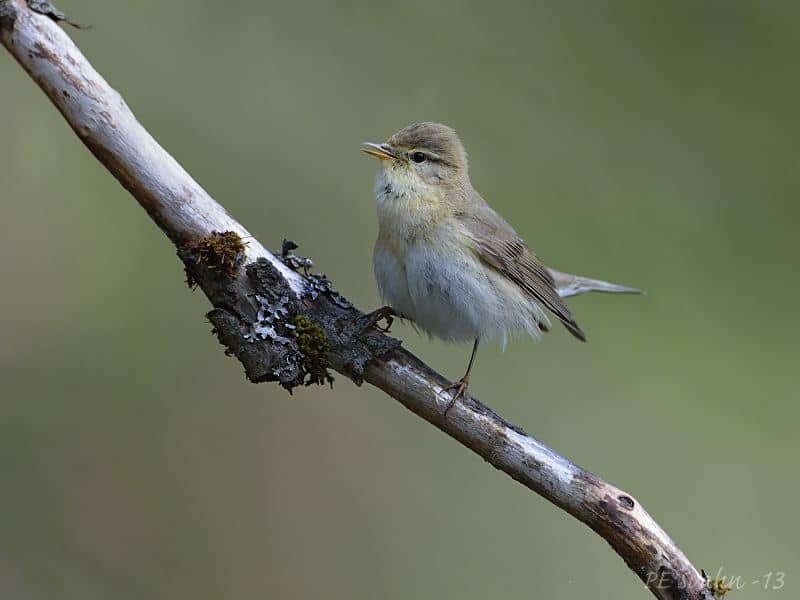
708 578 732 598
291 315 334 387
183 231 246 288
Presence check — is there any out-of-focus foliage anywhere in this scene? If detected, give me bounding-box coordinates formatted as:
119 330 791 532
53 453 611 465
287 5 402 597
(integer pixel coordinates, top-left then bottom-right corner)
1 1 797 598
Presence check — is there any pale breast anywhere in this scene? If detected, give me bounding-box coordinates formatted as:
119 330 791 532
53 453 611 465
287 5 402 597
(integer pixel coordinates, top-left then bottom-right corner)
372 171 443 325
373 239 415 319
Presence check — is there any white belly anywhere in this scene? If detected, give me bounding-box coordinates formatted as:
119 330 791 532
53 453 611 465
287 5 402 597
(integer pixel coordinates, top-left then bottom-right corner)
373 232 549 346
402 241 490 342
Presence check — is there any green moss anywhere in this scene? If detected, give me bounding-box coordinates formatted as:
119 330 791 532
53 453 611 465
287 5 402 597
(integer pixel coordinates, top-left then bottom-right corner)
291 315 334 387
708 578 732 598
184 231 246 287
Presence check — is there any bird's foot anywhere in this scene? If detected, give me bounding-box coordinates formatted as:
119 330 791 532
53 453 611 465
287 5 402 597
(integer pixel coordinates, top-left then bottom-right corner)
442 376 470 417
359 306 396 334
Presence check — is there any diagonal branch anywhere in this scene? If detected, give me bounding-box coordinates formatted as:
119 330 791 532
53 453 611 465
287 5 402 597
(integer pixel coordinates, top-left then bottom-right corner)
0 2 719 598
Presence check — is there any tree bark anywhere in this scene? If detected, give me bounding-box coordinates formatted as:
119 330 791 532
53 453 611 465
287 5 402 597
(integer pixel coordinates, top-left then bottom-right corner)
0 2 719 598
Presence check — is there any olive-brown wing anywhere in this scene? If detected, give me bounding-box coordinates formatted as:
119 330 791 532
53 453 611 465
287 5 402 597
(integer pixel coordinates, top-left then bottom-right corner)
462 204 587 342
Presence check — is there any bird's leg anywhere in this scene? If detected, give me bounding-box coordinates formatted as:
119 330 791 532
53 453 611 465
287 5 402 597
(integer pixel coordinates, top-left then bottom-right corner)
442 338 480 416
359 305 397 334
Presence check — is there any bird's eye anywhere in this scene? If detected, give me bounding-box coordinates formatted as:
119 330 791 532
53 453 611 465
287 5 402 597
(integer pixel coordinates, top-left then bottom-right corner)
412 152 426 163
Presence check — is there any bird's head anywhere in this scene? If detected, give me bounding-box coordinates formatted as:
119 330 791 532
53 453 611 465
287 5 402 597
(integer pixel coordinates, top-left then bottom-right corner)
362 122 469 190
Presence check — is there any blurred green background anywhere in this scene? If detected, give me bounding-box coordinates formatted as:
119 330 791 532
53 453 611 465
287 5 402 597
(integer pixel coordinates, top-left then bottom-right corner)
2 1 798 598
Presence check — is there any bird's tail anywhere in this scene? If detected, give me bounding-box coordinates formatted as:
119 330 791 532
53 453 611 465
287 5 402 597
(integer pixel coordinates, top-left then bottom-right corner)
547 268 644 299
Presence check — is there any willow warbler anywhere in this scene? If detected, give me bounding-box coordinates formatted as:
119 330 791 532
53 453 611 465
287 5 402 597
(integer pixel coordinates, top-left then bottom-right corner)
362 122 641 409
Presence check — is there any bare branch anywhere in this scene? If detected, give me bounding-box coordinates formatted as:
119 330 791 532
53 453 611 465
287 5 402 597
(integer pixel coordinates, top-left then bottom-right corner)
1 2 718 598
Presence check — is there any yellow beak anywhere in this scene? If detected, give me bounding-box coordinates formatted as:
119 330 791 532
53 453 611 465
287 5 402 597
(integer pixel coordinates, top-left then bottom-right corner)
361 142 398 161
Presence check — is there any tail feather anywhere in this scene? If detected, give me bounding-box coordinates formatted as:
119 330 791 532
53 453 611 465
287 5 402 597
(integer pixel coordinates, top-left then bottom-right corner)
547 268 644 299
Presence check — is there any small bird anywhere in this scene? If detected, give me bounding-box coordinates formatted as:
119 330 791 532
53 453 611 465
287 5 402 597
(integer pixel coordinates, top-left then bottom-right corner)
362 122 641 410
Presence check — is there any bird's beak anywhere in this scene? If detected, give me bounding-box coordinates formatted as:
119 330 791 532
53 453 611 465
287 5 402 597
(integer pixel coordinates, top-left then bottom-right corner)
361 142 398 161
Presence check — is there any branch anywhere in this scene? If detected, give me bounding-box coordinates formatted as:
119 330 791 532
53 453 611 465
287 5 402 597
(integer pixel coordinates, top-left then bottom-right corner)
0 2 719 598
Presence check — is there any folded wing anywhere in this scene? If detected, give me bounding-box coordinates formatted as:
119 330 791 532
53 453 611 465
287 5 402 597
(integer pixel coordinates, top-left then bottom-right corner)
461 201 587 342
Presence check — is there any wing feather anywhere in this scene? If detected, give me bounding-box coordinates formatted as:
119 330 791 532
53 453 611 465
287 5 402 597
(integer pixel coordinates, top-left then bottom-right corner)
461 200 587 342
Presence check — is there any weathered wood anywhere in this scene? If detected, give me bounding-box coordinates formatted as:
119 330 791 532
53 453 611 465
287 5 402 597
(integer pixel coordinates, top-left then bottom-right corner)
0 2 718 598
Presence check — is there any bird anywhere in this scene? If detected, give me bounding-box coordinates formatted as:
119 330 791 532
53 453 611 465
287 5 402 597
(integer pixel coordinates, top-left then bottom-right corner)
361 122 641 412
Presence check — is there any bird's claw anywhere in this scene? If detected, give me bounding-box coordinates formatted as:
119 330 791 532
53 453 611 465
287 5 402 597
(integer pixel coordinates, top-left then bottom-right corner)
441 377 470 417
359 306 396 334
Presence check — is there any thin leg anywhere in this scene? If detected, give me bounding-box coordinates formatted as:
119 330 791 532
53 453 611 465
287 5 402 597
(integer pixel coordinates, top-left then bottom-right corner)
442 338 480 416
464 338 480 378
